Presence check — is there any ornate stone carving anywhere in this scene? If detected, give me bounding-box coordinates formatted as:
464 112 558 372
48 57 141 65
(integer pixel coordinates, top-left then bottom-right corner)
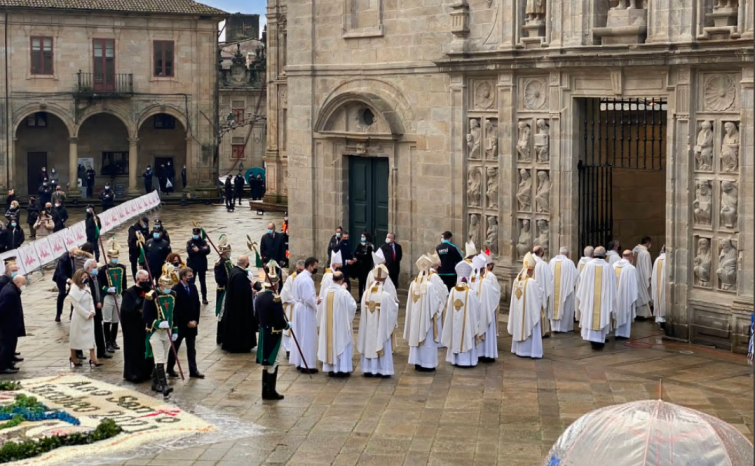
486 167 498 209
693 237 712 288
474 81 495 110
594 0 647 45
467 118 481 159
523 80 546 110
716 239 737 291
516 219 532 261
516 169 532 212
535 219 549 258
704 75 736 111
720 181 738 228
467 168 482 207
469 214 481 248
535 171 550 213
535 119 549 163
693 180 712 226
704 0 739 40
721 122 739 172
516 121 532 162
486 216 499 255
525 0 546 24
485 120 498 160
612 0 644 8
694 120 713 171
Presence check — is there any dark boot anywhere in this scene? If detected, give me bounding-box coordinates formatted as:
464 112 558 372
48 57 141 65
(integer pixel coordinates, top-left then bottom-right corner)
155 364 173 397
103 324 114 353
263 367 284 401
150 368 160 393
110 324 120 349
261 370 269 398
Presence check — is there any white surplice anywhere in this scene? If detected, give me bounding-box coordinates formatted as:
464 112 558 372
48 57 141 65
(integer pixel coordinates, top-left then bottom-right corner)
473 270 501 359
533 256 554 335
365 269 397 302
280 271 297 353
404 273 444 369
319 269 334 299
651 253 667 324
613 259 639 338
576 258 617 344
317 284 357 373
606 250 621 266
507 272 545 358
429 271 448 346
632 245 653 318
548 255 578 333
289 270 318 370
441 283 481 366
357 281 399 376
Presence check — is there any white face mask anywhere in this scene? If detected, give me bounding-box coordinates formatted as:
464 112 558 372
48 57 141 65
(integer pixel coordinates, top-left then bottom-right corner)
20 285 26 291
385 237 392 244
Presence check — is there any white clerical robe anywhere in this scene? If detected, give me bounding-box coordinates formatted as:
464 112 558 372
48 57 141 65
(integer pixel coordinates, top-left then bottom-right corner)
429 271 448 346
508 273 545 358
289 270 318 370
319 269 334 299
613 259 639 339
280 271 297 353
632 245 653 318
549 255 578 333
576 259 617 344
606 250 621 265
533 256 554 335
317 284 357 373
651 253 666 324
404 274 444 369
476 271 501 359
357 282 399 376
366 269 397 302
441 284 481 366
575 257 592 316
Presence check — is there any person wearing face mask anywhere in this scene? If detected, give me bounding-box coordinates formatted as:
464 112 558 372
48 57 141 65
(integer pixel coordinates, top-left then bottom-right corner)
354 233 374 302
279 260 304 357
157 164 167 194
38 181 52 206
52 201 68 233
53 248 78 322
120 270 155 382
186 228 211 305
4 200 20 225
7 217 24 249
327 227 342 261
39 166 49 186
5 189 17 211
379 232 403 289
289 257 320 373
256 263 290 399
0 273 26 374
233 173 244 207
99 240 127 353
143 166 154 193
84 259 110 361
153 219 171 245
142 226 172 283
165 253 185 271
0 258 24 364
85 205 102 262
68 269 103 368
165 161 175 193
127 216 150 280
49 167 59 189
33 208 54 239
260 223 285 289
220 255 258 353
85 164 96 199
167 267 204 379
213 236 233 345
26 198 39 239
51 185 66 206
99 184 114 212
142 265 179 397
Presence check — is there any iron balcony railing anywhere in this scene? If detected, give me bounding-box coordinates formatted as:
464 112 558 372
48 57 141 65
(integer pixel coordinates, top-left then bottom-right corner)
75 71 133 95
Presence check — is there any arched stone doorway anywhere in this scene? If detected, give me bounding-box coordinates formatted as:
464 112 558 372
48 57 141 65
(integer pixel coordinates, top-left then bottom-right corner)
136 113 188 193
75 113 132 199
14 111 73 195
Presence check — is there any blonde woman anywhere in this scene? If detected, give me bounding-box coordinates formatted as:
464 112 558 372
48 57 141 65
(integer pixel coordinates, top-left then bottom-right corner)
68 269 103 368
33 209 54 239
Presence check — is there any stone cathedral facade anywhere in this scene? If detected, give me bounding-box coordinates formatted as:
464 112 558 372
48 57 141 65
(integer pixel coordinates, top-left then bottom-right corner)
268 0 754 352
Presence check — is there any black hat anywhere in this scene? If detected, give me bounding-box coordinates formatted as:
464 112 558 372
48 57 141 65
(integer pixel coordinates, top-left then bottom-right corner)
154 218 162 225
152 225 162 233
192 227 201 235
141 216 149 223
86 204 93 209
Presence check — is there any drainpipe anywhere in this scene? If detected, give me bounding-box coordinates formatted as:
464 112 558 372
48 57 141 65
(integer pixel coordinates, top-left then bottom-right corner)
4 9 9 191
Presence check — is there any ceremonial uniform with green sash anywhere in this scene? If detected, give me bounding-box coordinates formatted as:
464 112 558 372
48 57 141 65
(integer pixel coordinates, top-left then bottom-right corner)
254 264 287 401
213 235 233 345
142 269 179 397
99 239 127 353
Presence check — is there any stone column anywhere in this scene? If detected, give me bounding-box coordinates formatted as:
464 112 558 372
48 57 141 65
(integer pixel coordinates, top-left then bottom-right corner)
185 135 193 190
127 137 140 195
68 137 81 196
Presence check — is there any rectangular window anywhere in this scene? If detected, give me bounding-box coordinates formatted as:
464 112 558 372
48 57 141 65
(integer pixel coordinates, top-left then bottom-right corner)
231 144 245 159
232 101 245 124
101 151 129 177
31 37 53 75
26 113 48 128
154 114 176 129
154 40 174 77
93 39 115 92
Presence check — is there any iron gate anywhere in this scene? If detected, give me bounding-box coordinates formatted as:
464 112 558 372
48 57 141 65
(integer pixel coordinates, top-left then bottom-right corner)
578 97 667 251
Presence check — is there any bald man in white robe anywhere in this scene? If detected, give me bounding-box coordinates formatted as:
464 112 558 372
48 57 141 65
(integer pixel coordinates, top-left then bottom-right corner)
508 253 546 358
532 245 553 337
476 254 501 362
613 250 639 339
632 237 653 319
404 255 444 371
549 247 578 333
576 246 617 350
317 271 357 377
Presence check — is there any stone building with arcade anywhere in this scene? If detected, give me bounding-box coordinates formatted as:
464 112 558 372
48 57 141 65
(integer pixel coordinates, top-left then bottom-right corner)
272 0 754 352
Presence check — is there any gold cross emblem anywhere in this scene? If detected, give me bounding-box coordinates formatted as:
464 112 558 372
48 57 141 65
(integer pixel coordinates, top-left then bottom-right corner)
515 287 523 300
371 286 378 293
453 299 464 311
367 301 379 313
412 292 420 303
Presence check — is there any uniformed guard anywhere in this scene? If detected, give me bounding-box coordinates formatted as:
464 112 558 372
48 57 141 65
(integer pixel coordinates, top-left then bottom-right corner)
255 261 288 401
143 264 179 397
186 227 211 304
142 225 172 280
213 235 233 345
153 218 171 245
99 239 127 353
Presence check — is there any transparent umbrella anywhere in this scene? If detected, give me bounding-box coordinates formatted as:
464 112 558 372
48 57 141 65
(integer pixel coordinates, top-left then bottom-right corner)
544 400 754 466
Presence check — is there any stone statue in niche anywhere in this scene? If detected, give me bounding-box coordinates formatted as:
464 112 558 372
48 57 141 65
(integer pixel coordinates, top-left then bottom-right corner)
467 168 482 207
516 121 532 162
535 171 550 213
716 239 737 291
475 82 494 110
516 169 532 212
486 216 499 256
516 219 531 261
525 0 546 24
535 219 549 258
721 122 739 173
694 121 714 171
467 119 482 159
693 180 712 226
485 120 498 160
720 181 738 228
535 119 550 163
469 214 481 248
693 237 712 288
486 167 498 209
612 0 643 8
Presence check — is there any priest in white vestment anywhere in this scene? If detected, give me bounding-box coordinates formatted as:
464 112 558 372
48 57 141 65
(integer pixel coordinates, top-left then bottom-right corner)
476 254 501 362
289 258 320 373
428 251 448 347
455 241 478 284
280 260 304 355
651 246 667 326
317 271 357 377
577 246 594 276
508 252 546 358
441 260 481 367
357 264 399 377
366 249 397 301
549 247 578 333
632 237 653 319
576 247 617 350
319 250 342 299
533 245 554 337
606 240 621 265
404 255 444 372
613 250 639 339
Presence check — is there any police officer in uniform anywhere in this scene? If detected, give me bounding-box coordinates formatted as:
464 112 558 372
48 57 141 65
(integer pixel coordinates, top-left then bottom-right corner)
213 236 233 345
143 265 179 397
186 227 211 305
153 218 171 245
435 231 463 290
255 262 288 401
142 225 172 281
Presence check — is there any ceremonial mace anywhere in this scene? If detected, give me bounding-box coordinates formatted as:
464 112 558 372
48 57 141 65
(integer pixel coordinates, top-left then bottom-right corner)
135 231 186 381
97 233 122 323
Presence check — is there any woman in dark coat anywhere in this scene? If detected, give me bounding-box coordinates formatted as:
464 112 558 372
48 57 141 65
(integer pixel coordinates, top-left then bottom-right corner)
26 198 39 239
120 273 154 383
224 177 234 211
6 219 24 249
354 232 375 301
221 263 258 353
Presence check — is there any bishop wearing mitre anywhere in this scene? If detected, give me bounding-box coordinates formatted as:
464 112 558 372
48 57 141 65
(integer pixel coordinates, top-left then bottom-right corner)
549 247 578 333
357 263 399 377
632 237 653 319
651 246 667 327
319 250 342 299
576 246 617 350
474 254 501 362
317 271 357 378
613 250 639 339
508 253 546 358
442 260 481 367
404 255 444 372
365 248 397 301
428 251 449 347
532 245 553 337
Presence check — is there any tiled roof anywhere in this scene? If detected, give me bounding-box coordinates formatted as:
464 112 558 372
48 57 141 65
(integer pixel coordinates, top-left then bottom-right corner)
0 0 226 15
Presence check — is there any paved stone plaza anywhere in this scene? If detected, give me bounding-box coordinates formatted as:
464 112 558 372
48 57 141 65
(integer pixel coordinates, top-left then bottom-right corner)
6 204 754 465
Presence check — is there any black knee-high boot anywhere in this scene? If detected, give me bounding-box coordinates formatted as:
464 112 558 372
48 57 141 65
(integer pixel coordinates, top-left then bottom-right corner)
103 323 113 352
155 364 173 397
110 323 120 350
262 367 284 401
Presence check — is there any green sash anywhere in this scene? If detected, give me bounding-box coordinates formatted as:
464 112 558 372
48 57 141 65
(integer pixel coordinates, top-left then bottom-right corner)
106 267 124 295
145 293 176 359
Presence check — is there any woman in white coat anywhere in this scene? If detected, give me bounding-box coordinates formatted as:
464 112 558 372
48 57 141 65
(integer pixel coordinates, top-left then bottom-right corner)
68 269 102 367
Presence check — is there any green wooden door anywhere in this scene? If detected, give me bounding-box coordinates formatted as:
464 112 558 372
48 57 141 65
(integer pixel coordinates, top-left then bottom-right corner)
349 157 389 244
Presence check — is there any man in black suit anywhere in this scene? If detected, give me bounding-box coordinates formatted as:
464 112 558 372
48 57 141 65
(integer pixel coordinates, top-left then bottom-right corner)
379 232 403 288
260 223 286 291
52 249 75 322
167 267 204 378
0 275 26 374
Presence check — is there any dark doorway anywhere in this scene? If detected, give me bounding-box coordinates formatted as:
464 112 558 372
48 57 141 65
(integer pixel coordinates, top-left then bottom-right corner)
349 156 389 247
26 152 47 195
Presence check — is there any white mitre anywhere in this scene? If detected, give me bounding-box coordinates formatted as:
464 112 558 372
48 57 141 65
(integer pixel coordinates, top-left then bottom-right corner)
330 249 343 268
465 241 477 258
372 248 386 266
455 260 474 282
472 254 486 272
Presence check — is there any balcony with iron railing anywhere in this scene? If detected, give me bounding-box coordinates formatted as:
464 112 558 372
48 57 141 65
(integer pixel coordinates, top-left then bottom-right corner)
75 71 133 96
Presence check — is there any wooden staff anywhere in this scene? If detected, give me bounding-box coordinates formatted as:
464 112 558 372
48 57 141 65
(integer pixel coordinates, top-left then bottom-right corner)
98 235 121 323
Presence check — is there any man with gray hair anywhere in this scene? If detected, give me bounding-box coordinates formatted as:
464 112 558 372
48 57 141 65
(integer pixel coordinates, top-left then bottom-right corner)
0 274 26 374
280 260 305 357
606 240 621 265
121 269 154 382
576 246 617 350
549 247 578 333
532 245 553 337
84 258 109 361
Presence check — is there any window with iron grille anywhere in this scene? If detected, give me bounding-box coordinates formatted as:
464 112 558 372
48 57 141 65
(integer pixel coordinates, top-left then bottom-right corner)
31 37 53 75
153 41 174 77
154 114 176 129
26 113 48 128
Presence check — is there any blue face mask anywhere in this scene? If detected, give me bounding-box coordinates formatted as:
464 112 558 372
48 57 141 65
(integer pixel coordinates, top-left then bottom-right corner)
92 267 98 274
11 223 16 228
162 287 172 294
110 258 118 265
361 237 366 243
153 233 160 239
193 235 199 240
267 229 274 235
10 272 18 278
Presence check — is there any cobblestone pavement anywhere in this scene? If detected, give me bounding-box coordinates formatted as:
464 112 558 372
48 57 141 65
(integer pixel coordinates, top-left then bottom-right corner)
6 203 754 465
